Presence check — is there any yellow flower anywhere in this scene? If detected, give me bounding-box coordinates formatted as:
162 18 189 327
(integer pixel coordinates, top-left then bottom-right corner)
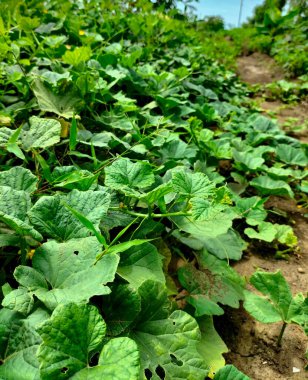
79 30 85 36
26 249 36 260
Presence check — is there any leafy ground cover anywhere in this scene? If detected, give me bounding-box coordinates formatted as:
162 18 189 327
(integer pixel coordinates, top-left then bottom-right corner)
0 1 307 379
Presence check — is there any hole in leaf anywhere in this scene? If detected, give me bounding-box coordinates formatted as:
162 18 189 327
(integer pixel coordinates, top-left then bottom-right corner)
155 365 166 379
170 354 183 366
73 250 79 255
61 367 69 373
144 368 152 379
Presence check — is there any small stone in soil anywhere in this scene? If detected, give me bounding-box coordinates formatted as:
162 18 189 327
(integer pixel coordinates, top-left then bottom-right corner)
297 267 305 273
292 367 300 373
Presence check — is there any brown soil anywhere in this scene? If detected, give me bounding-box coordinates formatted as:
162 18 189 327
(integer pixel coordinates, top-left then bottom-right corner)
237 53 308 143
237 52 284 84
261 100 308 143
222 54 308 379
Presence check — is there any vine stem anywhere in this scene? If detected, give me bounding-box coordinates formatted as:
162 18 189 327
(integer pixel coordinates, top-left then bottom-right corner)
109 207 191 219
277 322 287 347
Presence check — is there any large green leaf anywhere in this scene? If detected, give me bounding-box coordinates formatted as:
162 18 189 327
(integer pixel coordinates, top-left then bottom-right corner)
276 144 307 167
199 229 247 261
32 80 82 118
38 303 139 379
62 46 92 66
71 338 140 380
0 186 42 240
0 167 37 193
22 116 62 150
171 209 236 238
3 237 119 311
0 308 49 380
28 189 110 241
233 149 264 171
175 229 246 261
178 253 245 317
250 175 294 198
132 310 208 380
105 157 155 196
117 242 165 287
102 284 141 336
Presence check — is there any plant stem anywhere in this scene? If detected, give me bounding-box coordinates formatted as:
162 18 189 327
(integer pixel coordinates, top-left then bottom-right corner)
277 322 287 347
109 207 191 219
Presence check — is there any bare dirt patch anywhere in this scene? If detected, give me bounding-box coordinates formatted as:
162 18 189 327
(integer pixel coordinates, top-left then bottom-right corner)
216 306 307 380
237 53 284 85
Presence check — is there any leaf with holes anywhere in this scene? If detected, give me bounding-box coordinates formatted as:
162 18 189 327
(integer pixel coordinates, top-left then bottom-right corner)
2 237 119 311
37 303 140 380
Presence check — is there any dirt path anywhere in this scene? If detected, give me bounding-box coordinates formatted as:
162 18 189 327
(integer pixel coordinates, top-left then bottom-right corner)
219 53 308 380
237 52 308 143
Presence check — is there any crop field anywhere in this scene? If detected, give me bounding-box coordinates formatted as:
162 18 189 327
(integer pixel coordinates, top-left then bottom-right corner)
0 1 307 379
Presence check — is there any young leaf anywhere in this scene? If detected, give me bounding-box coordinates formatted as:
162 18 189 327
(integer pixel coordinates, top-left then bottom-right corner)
105 157 155 196
172 169 215 198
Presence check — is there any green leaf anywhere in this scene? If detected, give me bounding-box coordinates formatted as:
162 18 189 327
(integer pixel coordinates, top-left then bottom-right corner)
71 338 140 380
38 302 105 378
32 80 82 119
0 127 14 146
245 222 297 247
102 284 141 336
22 116 62 150
244 271 306 326
105 157 155 196
233 149 264 170
62 46 92 66
243 291 282 323
250 175 294 198
0 308 49 380
214 365 250 380
198 229 247 261
190 199 228 221
244 222 277 242
140 182 173 204
131 307 208 380
276 144 307 167
5 237 119 310
197 317 228 378
69 116 78 151
29 189 110 241
0 166 37 193
6 125 25 160
171 209 236 238
0 186 42 240
117 242 165 288
249 270 292 320
178 253 245 317
172 169 215 198
38 303 139 380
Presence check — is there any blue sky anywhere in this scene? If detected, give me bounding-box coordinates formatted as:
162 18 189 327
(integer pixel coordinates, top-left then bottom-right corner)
178 0 264 27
